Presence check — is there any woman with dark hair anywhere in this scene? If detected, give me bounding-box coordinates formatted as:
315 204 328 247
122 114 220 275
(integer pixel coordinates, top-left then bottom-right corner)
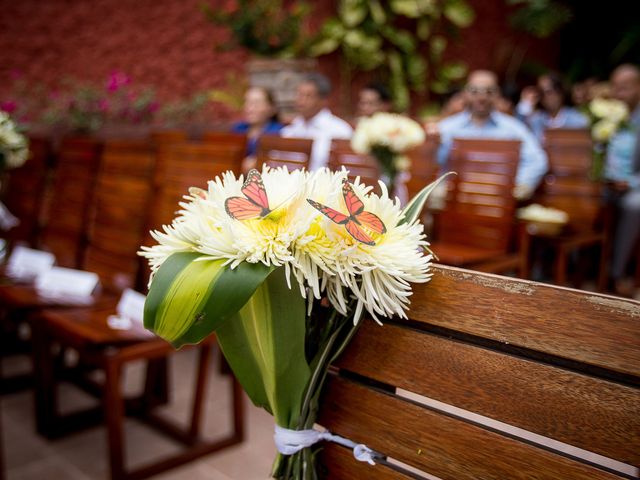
232 86 283 171
525 73 589 141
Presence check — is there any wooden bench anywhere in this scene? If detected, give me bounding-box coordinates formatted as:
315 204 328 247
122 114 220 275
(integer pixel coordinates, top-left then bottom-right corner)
319 264 640 479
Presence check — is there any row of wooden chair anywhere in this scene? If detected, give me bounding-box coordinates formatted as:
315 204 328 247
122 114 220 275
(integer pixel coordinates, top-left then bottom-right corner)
0 133 248 480
6 129 610 287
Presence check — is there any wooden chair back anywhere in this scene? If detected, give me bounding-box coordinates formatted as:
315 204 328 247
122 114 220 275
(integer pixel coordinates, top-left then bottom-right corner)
320 264 640 479
141 142 244 287
82 140 156 294
328 139 381 191
406 137 440 200
201 131 248 148
1 136 51 246
438 138 520 252
150 131 189 187
39 136 102 267
256 135 312 171
543 128 593 177
537 176 605 233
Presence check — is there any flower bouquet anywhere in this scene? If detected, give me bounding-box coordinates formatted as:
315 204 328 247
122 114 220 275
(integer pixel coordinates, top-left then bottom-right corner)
140 166 447 478
517 203 569 236
351 112 425 195
0 111 29 171
586 98 629 180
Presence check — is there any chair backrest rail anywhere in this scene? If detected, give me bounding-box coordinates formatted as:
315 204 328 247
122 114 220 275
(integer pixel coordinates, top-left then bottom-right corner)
319 264 640 479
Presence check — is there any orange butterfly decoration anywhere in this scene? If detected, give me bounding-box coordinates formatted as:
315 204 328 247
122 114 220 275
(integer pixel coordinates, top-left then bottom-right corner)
225 169 272 220
307 179 387 246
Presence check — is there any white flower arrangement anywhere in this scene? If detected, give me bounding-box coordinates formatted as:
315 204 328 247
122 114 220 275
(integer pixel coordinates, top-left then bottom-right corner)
587 98 629 142
0 111 29 170
517 204 569 224
352 113 426 157
141 166 431 324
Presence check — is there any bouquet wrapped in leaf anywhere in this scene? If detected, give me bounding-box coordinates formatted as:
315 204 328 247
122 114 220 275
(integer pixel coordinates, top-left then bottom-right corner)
140 166 445 478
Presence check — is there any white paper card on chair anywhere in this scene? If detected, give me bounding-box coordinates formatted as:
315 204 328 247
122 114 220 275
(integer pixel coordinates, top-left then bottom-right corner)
35 267 99 303
6 246 55 281
116 289 146 325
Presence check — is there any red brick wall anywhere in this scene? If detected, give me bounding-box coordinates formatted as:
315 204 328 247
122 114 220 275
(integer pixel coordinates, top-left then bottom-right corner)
0 0 557 120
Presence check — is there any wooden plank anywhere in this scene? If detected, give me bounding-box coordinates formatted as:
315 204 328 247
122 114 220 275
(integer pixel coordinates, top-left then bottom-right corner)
319 377 625 480
320 443 409 480
409 265 640 378
334 322 640 466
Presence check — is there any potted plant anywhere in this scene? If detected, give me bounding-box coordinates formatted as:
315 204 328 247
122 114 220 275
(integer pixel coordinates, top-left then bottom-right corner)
202 0 316 117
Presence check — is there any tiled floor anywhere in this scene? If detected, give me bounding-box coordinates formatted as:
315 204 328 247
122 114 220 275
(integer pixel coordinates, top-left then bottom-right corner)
1 349 276 480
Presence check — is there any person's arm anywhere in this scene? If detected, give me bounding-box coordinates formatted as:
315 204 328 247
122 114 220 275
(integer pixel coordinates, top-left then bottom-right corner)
515 122 549 191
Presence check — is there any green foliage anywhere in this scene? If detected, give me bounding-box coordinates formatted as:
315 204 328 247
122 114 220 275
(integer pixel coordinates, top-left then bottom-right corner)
308 0 475 110
507 0 572 38
202 0 310 58
144 252 275 348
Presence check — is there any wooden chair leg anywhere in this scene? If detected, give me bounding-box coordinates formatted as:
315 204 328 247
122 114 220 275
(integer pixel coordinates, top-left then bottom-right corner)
188 344 212 439
597 240 609 292
31 322 59 438
104 353 126 480
232 375 245 440
142 358 169 408
553 248 568 286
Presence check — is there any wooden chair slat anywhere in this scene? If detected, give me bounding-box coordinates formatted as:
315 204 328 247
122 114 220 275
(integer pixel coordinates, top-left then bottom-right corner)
329 139 381 191
1 136 50 246
320 444 409 479
80 140 155 294
406 138 440 200
256 136 312 171
334 321 640 465
430 139 524 273
319 376 623 480
409 266 640 379
39 136 102 267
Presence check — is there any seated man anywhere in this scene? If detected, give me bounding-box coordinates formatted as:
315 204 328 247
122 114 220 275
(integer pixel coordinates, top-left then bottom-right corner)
606 64 640 296
356 82 393 119
437 70 549 199
281 73 353 171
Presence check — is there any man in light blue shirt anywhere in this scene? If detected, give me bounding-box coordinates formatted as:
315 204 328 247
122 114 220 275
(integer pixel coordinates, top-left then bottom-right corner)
438 70 548 199
606 64 640 295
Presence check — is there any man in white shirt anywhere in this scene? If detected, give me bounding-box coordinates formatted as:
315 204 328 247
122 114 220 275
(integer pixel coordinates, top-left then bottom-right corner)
281 73 353 170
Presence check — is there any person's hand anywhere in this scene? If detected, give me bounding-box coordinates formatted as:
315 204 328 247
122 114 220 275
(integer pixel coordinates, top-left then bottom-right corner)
513 184 534 201
520 86 539 107
241 155 257 173
424 120 440 137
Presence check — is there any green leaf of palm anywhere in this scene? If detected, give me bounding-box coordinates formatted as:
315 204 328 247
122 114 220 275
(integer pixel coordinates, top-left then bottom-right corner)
144 252 274 348
216 267 310 428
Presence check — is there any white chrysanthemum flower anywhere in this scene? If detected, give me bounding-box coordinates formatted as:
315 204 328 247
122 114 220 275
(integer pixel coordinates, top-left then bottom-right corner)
592 119 618 142
140 166 432 324
589 98 628 123
303 173 432 323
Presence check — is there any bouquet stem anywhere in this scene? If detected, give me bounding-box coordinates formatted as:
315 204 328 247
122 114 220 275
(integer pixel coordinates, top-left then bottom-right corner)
271 305 361 480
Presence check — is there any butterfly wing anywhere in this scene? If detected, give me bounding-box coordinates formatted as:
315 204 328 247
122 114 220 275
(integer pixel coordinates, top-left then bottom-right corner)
242 169 270 210
355 211 387 234
225 196 265 220
345 220 376 246
307 199 349 224
342 179 365 216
